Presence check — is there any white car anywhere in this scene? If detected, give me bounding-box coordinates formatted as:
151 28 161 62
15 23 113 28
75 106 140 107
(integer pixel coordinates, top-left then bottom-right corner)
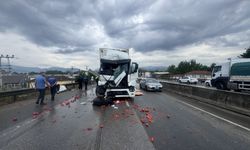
205 79 212 87
140 78 163 91
179 77 198 84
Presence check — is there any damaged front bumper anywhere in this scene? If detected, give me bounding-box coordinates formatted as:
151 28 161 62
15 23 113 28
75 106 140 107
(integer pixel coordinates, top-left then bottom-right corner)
105 87 135 98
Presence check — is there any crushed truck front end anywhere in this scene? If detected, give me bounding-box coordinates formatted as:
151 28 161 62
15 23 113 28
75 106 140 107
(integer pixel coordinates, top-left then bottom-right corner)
96 48 138 99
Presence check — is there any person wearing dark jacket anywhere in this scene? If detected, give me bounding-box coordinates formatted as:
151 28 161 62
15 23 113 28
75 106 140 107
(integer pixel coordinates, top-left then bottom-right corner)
77 76 83 90
83 73 89 91
48 76 57 101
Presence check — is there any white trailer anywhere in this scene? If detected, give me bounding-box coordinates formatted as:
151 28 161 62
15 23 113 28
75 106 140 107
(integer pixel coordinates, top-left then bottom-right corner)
96 48 138 99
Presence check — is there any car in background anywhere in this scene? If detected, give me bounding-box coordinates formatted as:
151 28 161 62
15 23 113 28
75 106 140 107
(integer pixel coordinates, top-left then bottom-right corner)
205 79 212 87
139 78 163 91
178 76 198 84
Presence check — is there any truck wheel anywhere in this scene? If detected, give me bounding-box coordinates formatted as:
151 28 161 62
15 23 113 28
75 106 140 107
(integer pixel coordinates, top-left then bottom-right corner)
96 86 105 97
215 82 225 90
205 83 210 87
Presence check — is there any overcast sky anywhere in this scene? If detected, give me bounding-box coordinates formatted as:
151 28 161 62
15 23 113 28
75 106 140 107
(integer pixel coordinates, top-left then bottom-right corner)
0 0 249 70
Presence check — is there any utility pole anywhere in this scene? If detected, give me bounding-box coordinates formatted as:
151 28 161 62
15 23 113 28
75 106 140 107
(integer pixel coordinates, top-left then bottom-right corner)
0 54 15 73
71 66 74 75
71 66 74 83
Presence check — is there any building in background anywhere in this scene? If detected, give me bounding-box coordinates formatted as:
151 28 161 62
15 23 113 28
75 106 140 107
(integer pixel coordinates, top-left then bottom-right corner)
152 72 170 79
0 74 29 91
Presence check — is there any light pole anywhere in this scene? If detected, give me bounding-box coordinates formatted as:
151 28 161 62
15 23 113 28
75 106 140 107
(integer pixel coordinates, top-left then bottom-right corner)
0 54 15 73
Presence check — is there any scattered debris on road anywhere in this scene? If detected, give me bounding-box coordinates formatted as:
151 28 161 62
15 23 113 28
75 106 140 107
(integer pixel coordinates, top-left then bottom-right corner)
80 102 87 105
99 124 104 128
32 112 40 119
86 128 93 131
12 117 18 122
150 137 155 142
43 106 52 112
135 90 144 96
111 105 118 109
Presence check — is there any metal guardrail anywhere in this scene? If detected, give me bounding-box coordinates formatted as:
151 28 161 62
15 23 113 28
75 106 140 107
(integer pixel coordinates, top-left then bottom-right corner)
0 88 36 101
0 83 78 104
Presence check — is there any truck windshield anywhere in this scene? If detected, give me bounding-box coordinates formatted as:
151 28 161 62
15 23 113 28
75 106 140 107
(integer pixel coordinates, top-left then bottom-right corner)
213 66 221 73
99 63 128 75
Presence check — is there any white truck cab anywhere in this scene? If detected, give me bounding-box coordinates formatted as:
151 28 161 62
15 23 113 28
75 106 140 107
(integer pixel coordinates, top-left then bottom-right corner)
212 62 230 79
96 48 138 99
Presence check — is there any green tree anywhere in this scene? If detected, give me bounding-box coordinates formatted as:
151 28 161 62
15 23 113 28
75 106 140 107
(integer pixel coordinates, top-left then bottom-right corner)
176 60 191 74
167 65 176 73
240 47 250 58
167 59 211 74
209 63 216 71
46 70 64 74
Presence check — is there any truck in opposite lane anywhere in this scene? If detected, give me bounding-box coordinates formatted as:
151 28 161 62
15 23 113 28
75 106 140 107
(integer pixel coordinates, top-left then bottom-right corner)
211 58 250 91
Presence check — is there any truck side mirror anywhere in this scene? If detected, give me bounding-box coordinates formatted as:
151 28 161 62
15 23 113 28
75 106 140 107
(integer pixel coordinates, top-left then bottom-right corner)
132 62 138 73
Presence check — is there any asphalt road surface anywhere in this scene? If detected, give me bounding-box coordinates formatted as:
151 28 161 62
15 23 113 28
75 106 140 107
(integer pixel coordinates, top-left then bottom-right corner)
0 86 250 150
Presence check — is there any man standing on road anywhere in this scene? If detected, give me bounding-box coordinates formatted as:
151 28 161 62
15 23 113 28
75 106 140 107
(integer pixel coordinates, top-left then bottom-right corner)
35 72 49 105
83 72 89 91
48 76 57 101
76 75 83 90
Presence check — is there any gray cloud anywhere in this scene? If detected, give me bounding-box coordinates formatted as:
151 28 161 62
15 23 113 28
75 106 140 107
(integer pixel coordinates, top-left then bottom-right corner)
0 0 97 48
55 47 85 54
0 0 249 54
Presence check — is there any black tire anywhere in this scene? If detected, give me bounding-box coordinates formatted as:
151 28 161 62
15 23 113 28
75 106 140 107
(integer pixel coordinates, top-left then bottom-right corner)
93 97 113 106
205 83 210 87
215 82 225 90
187 81 190 84
95 86 106 97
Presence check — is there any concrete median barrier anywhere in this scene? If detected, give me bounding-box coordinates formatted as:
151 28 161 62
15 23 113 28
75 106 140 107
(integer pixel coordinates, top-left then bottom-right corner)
161 82 250 116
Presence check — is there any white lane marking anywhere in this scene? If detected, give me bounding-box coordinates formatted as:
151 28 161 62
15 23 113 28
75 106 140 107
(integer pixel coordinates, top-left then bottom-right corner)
0 119 36 138
179 101 250 132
